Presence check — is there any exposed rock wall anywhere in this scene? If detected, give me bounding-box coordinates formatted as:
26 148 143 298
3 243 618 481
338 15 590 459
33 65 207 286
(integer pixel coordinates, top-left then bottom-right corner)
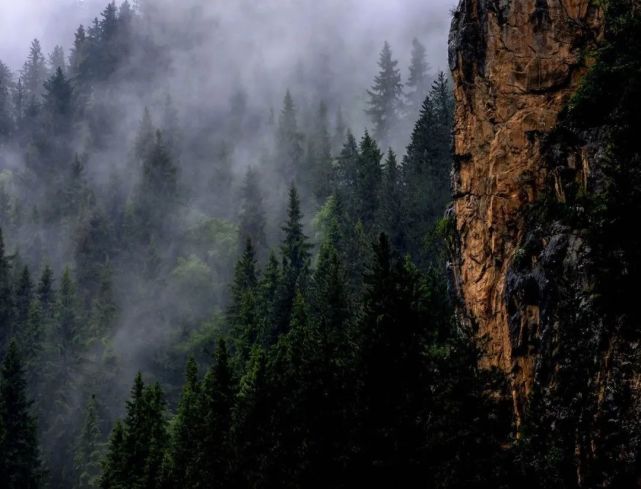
448 0 603 413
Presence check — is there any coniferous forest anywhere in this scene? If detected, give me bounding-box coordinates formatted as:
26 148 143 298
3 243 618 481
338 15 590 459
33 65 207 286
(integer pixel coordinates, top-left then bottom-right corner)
3 1 641 488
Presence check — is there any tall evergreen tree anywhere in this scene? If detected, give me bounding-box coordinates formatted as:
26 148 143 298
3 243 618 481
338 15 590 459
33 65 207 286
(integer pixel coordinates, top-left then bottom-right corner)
229 239 260 359
21 39 47 103
0 341 42 489
167 358 200 488
406 38 430 118
275 90 303 182
356 131 383 230
0 61 13 142
74 395 104 489
197 340 234 489
238 167 267 253
366 42 403 147
274 186 312 339
48 46 67 75
0 229 13 351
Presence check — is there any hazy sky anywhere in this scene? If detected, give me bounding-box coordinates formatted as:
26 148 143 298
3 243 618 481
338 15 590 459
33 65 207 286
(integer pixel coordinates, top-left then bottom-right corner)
0 0 458 72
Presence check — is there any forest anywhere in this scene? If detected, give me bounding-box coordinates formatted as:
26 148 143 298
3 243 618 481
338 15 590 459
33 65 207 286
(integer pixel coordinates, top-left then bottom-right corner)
3 0 641 488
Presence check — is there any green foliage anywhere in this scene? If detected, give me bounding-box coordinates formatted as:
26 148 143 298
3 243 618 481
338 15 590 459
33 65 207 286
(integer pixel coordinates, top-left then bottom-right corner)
0 341 43 489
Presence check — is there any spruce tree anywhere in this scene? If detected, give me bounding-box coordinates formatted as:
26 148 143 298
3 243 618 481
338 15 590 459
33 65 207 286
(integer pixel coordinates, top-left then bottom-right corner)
48 46 67 75
74 395 104 489
0 341 42 489
198 340 234 489
238 167 267 253
229 239 260 360
366 42 403 147
21 39 47 103
13 266 33 344
0 229 13 351
274 186 312 339
379 149 405 251
276 90 303 181
406 38 430 117
402 74 453 267
356 131 383 230
168 358 201 488
0 61 13 142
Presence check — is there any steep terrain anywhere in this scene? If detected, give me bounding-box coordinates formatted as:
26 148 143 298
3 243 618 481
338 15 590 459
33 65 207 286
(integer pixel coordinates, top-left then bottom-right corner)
449 0 602 410
450 0 641 485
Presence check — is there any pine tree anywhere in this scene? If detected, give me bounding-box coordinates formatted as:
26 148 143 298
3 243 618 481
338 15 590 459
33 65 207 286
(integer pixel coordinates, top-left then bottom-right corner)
0 229 13 351
197 340 234 489
273 187 312 339
168 358 201 488
366 42 403 147
135 131 178 241
48 46 67 75
42 67 74 132
308 101 333 203
402 74 453 267
43 268 83 489
406 38 430 118
238 167 267 253
134 107 155 163
21 39 47 103
13 266 33 342
0 341 42 489
68 26 88 80
74 395 104 489
356 131 383 230
0 61 13 142
276 90 303 181
229 239 260 360
101 374 168 489
379 149 405 251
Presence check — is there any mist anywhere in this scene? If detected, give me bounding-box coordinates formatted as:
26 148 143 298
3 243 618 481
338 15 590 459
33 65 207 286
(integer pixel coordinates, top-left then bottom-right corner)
0 1 458 487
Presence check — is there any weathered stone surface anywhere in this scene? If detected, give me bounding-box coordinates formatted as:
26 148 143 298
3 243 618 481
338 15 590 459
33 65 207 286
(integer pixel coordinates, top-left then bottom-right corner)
449 0 603 414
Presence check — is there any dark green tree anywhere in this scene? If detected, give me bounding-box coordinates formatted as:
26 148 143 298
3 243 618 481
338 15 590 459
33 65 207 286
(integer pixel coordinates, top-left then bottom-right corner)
0 341 42 489
366 42 403 146
406 38 430 118
238 167 267 253
273 186 312 339
197 340 235 489
21 39 47 103
167 359 201 488
229 239 260 360
355 131 383 230
74 395 104 489
275 90 303 182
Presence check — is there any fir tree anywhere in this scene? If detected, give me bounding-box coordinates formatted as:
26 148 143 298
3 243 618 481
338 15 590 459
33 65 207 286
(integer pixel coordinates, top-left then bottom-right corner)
0 229 13 351
168 358 201 488
238 167 267 253
366 42 403 147
0 341 42 489
356 131 383 230
406 38 430 118
273 187 312 339
197 340 235 489
229 239 260 359
0 61 13 142
21 39 47 103
74 395 104 489
276 90 303 181
48 46 67 75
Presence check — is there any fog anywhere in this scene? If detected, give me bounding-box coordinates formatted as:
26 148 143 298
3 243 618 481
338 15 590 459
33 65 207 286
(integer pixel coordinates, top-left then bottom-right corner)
0 0 457 72
0 1 459 485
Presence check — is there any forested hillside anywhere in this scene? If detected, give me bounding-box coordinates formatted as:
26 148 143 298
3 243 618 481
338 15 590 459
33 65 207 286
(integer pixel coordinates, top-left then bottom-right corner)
4 1 640 488
0 2 509 488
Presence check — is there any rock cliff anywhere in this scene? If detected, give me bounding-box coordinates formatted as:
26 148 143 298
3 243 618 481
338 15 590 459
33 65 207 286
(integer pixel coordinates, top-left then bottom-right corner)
449 0 602 415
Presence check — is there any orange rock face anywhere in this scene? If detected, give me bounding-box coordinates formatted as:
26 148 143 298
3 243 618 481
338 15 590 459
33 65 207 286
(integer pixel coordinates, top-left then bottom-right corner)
449 0 602 410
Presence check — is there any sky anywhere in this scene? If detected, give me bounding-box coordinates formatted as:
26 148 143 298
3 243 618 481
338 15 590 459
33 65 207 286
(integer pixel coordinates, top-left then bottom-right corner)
0 0 459 72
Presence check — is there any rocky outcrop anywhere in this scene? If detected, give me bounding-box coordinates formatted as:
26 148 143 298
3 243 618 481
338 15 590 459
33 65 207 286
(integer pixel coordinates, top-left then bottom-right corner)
448 0 603 415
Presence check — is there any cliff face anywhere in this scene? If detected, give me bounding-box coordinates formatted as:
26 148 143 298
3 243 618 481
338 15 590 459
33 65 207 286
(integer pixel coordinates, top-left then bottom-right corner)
449 0 602 412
